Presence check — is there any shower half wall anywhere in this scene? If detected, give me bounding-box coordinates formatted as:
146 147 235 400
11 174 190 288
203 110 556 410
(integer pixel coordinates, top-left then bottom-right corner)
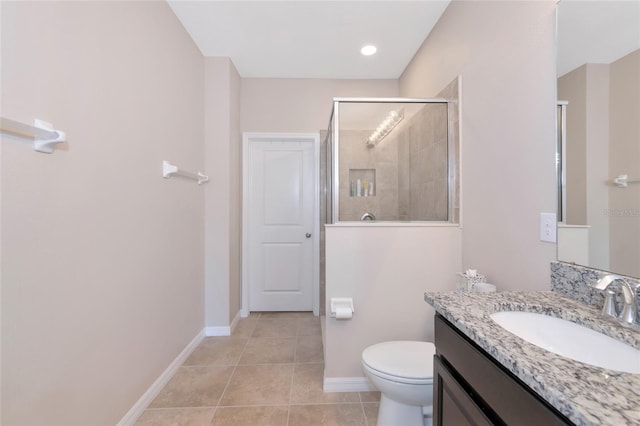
321 89 463 389
318 96 461 314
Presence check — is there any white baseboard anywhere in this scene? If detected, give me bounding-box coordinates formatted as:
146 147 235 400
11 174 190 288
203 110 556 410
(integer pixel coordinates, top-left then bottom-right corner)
323 376 376 393
205 325 230 336
205 310 241 336
117 329 205 426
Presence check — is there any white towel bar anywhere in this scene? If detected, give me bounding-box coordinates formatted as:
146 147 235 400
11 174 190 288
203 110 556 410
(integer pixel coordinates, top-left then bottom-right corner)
613 175 640 188
162 160 208 185
0 117 66 153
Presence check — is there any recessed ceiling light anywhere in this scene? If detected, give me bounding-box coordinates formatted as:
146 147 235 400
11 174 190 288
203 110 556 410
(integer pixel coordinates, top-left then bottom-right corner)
361 45 377 56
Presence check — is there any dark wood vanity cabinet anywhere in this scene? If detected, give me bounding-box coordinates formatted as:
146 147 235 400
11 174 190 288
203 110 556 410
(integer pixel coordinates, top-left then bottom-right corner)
433 314 573 426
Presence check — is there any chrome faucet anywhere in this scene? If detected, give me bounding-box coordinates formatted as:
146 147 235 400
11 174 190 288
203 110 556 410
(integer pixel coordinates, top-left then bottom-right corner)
360 212 376 221
590 274 639 327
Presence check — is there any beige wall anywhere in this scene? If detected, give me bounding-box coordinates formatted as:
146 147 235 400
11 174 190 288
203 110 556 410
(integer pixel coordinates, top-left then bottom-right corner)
1 2 205 425
400 0 557 291
558 64 612 271
609 49 640 277
241 79 399 133
324 225 461 378
229 63 243 323
558 66 588 225
204 58 242 328
585 64 611 271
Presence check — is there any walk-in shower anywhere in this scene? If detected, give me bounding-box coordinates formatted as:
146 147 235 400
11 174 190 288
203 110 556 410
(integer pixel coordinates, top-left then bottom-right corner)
322 98 459 224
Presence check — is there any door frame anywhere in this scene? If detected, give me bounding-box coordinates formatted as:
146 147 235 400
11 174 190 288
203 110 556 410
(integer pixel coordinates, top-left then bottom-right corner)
241 132 320 316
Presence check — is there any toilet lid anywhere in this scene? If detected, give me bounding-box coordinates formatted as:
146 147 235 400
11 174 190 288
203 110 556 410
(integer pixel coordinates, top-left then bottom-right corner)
362 341 435 380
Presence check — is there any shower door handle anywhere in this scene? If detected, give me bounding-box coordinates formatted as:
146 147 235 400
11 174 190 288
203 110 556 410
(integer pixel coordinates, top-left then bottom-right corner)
305 233 312 238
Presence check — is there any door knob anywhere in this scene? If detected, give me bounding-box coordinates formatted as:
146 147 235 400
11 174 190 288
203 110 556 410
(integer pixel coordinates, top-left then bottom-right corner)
306 233 312 238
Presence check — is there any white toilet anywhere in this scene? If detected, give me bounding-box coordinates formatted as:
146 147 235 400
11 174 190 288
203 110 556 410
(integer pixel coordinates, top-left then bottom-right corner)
362 341 436 426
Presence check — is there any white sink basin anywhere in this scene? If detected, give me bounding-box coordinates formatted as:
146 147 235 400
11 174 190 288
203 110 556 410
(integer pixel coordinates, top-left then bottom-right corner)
490 311 640 374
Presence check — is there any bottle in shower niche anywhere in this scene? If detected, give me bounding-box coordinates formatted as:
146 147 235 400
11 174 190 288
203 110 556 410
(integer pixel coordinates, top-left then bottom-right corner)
356 179 362 197
350 180 355 197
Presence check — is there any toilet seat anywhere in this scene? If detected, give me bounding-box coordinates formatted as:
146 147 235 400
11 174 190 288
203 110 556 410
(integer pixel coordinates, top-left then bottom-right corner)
362 341 435 384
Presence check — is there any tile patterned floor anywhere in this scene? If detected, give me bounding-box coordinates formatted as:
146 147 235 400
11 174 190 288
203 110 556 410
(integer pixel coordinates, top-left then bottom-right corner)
136 312 380 426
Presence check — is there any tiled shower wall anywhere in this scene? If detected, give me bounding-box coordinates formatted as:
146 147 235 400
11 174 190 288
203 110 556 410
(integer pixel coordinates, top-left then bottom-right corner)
397 104 449 221
338 129 399 220
337 104 448 221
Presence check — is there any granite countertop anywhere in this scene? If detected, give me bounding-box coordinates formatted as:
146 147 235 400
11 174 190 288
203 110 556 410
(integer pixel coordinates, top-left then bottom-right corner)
424 291 640 426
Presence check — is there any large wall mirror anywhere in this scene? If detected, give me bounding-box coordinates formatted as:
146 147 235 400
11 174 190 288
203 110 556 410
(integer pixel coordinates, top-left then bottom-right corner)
556 1 640 278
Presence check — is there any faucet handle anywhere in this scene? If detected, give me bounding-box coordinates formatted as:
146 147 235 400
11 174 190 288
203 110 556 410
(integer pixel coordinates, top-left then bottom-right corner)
601 289 618 318
619 281 639 327
592 274 623 290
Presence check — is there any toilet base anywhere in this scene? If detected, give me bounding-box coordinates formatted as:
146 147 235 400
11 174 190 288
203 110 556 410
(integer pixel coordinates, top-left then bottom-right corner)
377 394 431 426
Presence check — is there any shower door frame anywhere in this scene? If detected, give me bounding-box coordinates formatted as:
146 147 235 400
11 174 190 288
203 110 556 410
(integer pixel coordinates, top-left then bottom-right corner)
331 97 454 224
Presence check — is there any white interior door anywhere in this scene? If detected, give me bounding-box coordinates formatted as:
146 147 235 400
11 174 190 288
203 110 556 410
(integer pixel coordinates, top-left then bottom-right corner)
246 136 316 311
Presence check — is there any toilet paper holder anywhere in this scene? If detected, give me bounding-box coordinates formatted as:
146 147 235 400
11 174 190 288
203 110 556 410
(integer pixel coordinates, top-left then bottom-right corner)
330 298 354 319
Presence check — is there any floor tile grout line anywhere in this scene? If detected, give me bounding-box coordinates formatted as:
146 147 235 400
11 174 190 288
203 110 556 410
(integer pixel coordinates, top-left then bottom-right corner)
294 320 300 364
138 406 218 411
290 402 367 406
210 401 368 408
213 324 252 414
286 318 302 426
359 393 369 426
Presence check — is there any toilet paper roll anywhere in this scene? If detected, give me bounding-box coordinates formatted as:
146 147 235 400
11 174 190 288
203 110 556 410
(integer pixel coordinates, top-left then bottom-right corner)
334 307 353 319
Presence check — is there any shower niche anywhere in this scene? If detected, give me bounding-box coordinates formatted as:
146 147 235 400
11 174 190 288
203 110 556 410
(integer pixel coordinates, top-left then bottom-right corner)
322 97 459 223
349 169 376 197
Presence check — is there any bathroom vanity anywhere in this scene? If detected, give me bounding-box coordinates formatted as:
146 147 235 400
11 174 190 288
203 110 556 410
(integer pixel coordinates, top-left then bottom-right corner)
433 314 570 425
424 291 640 426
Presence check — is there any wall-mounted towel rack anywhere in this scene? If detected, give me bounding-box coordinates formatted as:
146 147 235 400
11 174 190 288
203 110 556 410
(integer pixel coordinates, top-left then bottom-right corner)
162 160 209 185
0 117 66 153
613 174 640 188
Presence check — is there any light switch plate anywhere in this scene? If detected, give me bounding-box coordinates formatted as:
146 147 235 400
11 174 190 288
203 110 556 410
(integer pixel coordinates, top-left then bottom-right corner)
540 212 557 243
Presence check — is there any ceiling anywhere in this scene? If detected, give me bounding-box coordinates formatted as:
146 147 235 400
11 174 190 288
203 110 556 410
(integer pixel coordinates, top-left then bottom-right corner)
167 0 450 79
168 0 640 80
557 0 640 77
